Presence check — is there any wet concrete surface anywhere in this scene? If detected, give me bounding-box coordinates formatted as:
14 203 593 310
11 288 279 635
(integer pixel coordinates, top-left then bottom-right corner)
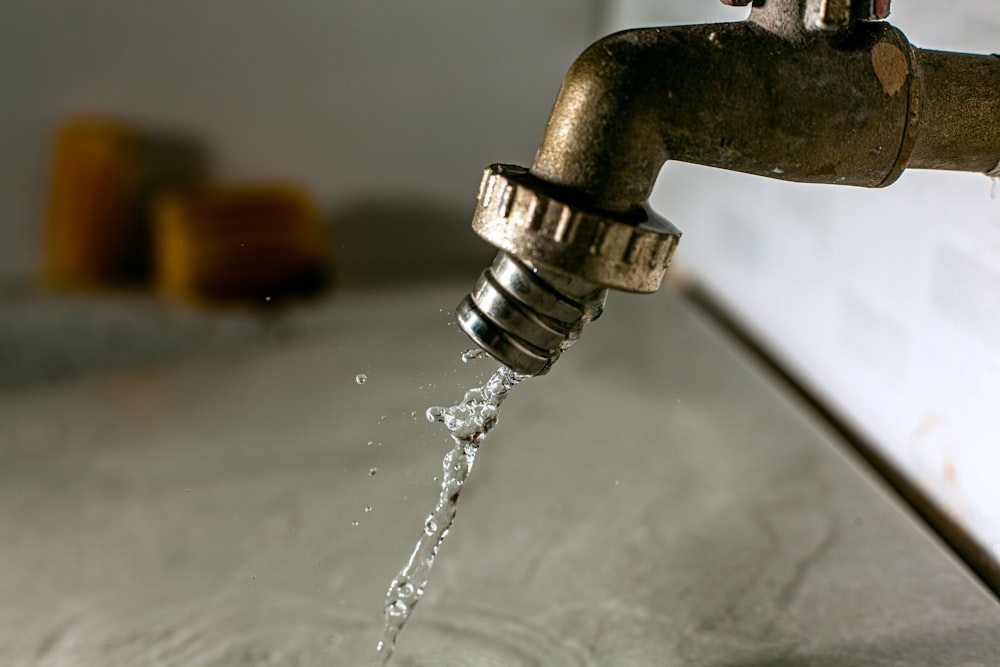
1 285 998 665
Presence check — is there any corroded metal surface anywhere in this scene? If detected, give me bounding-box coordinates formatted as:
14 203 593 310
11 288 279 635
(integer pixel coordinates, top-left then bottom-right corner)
460 0 1000 375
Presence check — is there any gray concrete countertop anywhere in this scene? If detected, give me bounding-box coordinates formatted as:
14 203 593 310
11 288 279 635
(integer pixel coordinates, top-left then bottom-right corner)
1 285 997 665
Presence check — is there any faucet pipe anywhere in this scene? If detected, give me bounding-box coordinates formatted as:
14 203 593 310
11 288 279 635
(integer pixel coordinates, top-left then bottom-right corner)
532 20 1000 211
458 4 1000 375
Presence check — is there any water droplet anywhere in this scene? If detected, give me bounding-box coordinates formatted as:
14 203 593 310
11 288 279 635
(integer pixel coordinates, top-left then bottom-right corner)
424 516 438 535
426 406 444 423
364 505 373 513
351 520 359 527
369 467 377 477
461 348 485 363
367 440 374 447
355 373 367 385
265 296 271 302
185 488 191 493
398 581 415 598
387 600 407 618
250 574 257 580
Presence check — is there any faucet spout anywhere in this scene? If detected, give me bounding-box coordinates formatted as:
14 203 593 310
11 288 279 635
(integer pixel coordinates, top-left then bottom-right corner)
458 4 1000 375
532 18 920 210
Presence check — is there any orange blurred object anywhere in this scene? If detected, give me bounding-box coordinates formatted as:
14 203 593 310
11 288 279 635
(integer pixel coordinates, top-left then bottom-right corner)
155 186 330 306
45 120 137 287
44 117 205 288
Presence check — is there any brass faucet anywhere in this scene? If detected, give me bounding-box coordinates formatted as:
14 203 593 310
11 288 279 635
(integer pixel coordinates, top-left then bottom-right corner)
456 0 1000 375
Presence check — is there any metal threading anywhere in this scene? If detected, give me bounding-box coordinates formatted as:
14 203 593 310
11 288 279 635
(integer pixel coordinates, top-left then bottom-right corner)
456 252 607 376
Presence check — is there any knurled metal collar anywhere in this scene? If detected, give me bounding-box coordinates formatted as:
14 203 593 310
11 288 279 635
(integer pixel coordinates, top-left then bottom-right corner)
470 164 681 294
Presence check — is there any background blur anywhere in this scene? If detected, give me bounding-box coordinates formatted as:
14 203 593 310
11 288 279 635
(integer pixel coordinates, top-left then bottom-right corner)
0 0 599 388
1 0 998 579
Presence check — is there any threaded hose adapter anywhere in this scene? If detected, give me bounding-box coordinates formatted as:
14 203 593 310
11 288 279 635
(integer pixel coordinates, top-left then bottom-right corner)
456 252 607 375
456 164 681 375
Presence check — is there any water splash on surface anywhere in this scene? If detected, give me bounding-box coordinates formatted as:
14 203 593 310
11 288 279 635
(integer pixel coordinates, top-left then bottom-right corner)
371 363 525 666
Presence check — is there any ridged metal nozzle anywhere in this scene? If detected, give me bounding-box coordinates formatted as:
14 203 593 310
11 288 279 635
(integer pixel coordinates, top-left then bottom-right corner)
456 252 607 376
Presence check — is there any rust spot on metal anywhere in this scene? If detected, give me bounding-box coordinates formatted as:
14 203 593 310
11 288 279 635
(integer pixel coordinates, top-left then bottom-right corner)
872 41 908 96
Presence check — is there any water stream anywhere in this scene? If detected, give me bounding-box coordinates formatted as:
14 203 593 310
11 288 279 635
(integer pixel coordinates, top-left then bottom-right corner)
371 359 526 665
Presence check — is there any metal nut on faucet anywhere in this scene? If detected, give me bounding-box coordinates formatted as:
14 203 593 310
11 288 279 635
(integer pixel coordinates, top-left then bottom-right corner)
471 164 682 294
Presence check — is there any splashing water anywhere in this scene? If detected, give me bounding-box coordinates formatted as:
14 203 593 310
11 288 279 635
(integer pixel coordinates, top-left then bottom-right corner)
371 362 525 665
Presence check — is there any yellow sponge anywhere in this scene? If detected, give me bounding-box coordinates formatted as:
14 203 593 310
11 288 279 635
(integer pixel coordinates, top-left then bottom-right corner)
155 185 330 306
45 119 138 288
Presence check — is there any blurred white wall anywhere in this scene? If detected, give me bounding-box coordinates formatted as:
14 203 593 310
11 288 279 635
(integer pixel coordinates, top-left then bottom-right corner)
0 1 599 283
607 1 1000 566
